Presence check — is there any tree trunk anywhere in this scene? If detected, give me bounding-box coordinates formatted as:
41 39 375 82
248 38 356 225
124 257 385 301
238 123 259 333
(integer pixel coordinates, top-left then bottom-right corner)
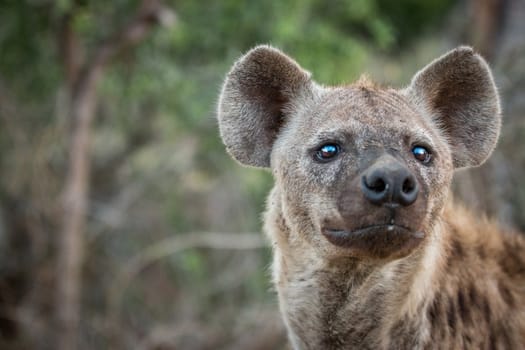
55 1 171 348
56 75 98 350
454 0 525 230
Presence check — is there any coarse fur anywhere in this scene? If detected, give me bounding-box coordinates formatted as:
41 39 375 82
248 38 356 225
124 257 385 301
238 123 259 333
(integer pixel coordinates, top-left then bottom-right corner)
217 45 525 349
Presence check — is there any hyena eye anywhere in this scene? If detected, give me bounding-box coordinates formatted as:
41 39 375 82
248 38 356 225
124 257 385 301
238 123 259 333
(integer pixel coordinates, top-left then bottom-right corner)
315 143 341 162
412 145 432 164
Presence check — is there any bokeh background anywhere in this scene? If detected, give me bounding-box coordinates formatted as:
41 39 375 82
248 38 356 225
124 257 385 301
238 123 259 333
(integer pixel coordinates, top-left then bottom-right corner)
0 0 524 349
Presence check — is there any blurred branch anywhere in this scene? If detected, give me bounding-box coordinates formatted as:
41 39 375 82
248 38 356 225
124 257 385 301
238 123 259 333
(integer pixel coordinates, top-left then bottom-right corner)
137 321 221 350
89 144 190 236
469 0 505 59
136 310 287 350
58 11 84 89
55 1 175 349
0 77 26 147
89 0 175 72
107 232 267 342
202 253 262 298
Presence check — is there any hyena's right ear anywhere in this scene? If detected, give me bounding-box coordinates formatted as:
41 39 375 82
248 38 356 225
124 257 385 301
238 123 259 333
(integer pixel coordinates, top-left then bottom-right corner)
218 45 314 168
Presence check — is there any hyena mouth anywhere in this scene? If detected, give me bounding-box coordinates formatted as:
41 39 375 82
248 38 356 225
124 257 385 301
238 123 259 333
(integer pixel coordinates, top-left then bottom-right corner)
322 225 425 258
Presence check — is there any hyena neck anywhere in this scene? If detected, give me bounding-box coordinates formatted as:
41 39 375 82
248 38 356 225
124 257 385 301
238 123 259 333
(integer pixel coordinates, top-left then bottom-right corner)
269 196 525 349
265 191 448 349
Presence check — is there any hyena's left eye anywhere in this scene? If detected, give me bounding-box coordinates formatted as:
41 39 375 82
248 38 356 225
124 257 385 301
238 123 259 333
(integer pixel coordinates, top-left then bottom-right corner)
412 145 432 164
314 143 341 162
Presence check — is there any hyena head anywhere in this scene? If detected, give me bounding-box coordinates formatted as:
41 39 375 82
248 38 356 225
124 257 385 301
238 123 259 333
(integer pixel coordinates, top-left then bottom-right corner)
218 46 500 261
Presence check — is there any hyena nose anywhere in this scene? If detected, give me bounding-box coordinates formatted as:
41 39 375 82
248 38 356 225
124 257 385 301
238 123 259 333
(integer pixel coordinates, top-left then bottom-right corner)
361 163 419 207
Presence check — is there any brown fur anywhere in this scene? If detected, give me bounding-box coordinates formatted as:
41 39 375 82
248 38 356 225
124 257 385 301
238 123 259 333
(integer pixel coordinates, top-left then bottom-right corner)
217 46 525 349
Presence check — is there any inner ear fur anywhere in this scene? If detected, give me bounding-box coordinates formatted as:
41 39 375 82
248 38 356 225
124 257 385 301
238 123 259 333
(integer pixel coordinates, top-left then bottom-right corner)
218 45 313 168
406 46 501 169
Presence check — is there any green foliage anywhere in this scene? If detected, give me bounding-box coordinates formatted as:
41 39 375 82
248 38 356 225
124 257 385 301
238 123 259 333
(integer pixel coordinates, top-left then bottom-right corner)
376 0 456 47
0 2 58 99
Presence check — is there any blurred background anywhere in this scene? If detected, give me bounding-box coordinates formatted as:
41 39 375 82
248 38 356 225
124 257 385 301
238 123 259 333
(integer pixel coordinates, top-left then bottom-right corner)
0 0 524 349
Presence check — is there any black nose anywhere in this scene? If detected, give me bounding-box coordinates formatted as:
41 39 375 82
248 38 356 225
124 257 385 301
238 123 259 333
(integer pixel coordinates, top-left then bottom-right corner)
361 161 419 207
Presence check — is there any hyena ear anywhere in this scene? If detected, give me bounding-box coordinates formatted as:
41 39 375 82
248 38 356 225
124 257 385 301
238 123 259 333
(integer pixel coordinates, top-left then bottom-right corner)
217 45 313 167
406 46 501 169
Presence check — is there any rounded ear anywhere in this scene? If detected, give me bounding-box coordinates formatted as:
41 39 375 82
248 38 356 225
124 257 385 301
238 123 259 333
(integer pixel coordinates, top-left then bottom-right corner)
406 46 501 169
217 45 313 168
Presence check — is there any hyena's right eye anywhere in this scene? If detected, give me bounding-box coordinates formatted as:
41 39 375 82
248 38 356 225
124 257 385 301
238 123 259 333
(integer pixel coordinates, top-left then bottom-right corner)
314 143 341 162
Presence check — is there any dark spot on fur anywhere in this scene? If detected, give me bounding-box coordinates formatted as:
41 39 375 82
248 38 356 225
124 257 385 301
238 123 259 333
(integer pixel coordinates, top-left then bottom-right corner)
497 281 515 307
446 236 465 269
276 213 289 235
389 317 419 349
489 332 497 350
477 245 486 259
451 239 464 258
499 325 513 349
457 289 470 324
446 299 457 334
499 239 525 277
427 294 441 325
468 284 478 306
482 297 491 323
464 334 473 346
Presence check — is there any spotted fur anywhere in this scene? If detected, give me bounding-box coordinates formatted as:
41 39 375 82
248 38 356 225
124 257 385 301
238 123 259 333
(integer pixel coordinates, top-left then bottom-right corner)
218 46 525 349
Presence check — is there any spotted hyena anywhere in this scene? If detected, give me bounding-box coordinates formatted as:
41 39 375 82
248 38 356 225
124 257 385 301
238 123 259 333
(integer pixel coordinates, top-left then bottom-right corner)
217 46 525 349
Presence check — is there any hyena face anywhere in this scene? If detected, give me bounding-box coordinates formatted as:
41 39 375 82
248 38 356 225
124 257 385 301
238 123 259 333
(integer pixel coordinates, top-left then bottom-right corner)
218 46 500 261
270 86 454 260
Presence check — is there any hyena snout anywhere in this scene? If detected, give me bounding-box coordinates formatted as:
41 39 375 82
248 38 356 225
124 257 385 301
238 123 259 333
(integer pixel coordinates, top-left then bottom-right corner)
361 157 419 207
319 154 427 259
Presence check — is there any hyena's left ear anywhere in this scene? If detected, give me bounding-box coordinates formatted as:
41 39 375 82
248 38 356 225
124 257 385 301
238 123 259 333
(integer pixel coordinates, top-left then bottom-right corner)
406 46 501 169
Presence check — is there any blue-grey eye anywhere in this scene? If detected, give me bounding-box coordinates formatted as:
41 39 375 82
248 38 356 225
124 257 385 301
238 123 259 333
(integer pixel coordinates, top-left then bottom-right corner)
412 146 432 164
315 143 341 162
